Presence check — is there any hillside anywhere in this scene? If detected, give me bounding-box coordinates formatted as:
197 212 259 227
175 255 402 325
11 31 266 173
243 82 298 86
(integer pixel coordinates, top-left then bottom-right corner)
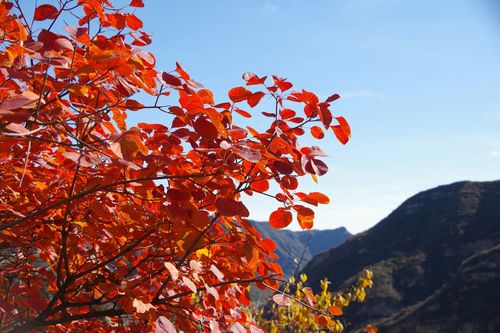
251 221 351 276
302 180 500 332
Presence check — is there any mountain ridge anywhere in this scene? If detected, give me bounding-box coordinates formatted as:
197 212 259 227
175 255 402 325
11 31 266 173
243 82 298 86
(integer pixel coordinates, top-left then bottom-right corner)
302 180 500 332
251 221 351 276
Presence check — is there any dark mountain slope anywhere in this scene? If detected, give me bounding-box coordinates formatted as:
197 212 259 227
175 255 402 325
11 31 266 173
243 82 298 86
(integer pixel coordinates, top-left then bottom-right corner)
302 180 500 330
251 221 351 276
379 243 500 333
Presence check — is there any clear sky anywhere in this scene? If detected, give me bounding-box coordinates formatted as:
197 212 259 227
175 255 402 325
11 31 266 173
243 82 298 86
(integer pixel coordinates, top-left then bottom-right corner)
130 0 500 234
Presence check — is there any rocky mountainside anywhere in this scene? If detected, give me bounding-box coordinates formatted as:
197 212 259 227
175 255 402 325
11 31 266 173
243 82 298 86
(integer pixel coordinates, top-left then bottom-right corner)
302 180 500 332
251 221 351 276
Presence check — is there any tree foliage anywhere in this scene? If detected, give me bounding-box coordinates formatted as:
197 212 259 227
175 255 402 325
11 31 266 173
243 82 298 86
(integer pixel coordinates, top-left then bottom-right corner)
0 1 351 331
251 271 374 333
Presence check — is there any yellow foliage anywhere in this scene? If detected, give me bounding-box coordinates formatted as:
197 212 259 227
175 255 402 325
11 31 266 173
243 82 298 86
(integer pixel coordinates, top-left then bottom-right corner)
248 270 374 333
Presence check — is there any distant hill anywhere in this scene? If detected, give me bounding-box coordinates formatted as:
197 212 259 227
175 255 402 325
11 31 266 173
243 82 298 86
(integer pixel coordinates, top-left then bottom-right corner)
302 180 500 332
251 221 351 277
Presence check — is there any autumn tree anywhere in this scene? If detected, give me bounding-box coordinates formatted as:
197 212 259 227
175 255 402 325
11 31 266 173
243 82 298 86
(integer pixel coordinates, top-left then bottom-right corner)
0 1 352 331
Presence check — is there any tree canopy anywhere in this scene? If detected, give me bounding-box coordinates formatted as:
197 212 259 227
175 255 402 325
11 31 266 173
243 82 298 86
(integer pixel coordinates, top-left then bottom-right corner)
0 1 351 331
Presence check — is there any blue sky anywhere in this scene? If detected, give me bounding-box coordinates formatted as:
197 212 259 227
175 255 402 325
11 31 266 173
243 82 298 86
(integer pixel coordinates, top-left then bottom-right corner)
131 0 500 233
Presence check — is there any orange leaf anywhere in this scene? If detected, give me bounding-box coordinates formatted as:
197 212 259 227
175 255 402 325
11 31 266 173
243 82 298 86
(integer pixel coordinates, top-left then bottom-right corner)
328 305 343 316
244 242 259 268
179 91 204 114
315 314 330 325
34 4 58 21
308 192 330 204
197 89 214 104
228 87 252 103
296 206 314 229
364 325 378 333
259 238 276 252
126 14 143 30
310 126 324 139
331 116 351 144
269 209 292 229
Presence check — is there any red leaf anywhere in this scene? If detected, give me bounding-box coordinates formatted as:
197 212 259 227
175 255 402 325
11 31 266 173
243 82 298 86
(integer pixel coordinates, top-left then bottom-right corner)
261 111 275 118
126 14 143 30
193 116 218 139
250 179 270 192
281 175 298 190
272 76 293 92
280 108 296 119
269 209 292 229
319 105 333 128
243 72 267 85
129 0 144 7
288 117 304 124
179 91 204 114
215 198 249 217
325 93 341 103
301 89 319 105
228 87 252 103
162 72 182 87
34 4 58 21
310 126 324 139
247 91 265 108
273 160 294 175
125 99 144 111
336 116 351 136
304 158 328 176
235 107 252 118
332 125 349 145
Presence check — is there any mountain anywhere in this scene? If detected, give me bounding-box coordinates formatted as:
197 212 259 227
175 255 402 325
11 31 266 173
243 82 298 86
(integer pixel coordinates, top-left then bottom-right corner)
251 221 351 276
302 180 500 332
